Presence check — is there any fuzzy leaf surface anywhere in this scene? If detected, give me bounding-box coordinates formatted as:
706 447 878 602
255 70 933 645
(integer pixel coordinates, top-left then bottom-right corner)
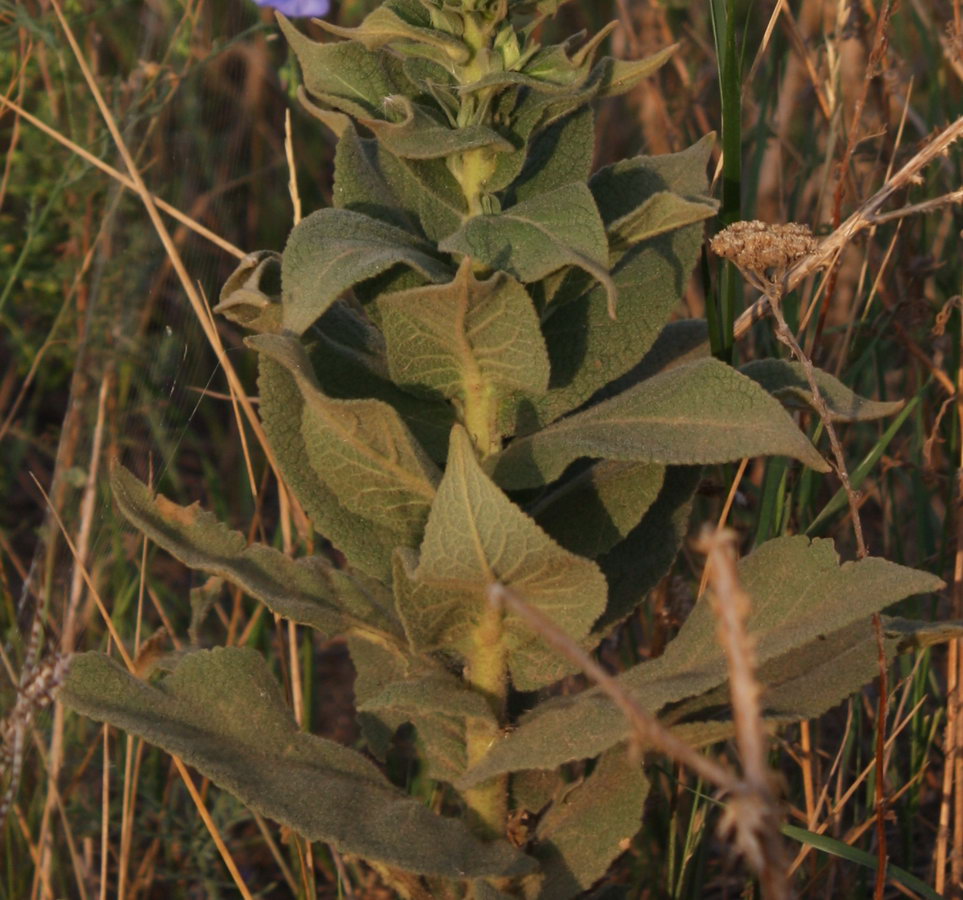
592 45 678 97
397 426 608 690
252 334 439 557
532 462 664 559
282 208 451 335
595 465 700 632
61 649 532 879
741 360 905 422
509 139 713 432
365 97 514 160
439 183 616 315
379 266 550 412
461 536 941 782
534 748 649 900
508 108 594 204
256 346 403 581
607 190 718 250
491 358 830 490
279 16 412 120
111 466 399 638
214 251 282 333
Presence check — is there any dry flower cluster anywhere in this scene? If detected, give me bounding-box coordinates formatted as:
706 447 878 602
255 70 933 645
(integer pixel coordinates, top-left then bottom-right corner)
710 220 817 279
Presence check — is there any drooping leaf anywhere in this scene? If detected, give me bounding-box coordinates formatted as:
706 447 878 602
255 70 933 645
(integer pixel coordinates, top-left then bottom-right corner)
282 208 451 335
61 648 533 880
509 107 595 204
439 183 616 317
364 96 514 160
256 344 404 581
379 264 550 422
111 466 401 639
741 359 905 423
308 301 455 461
361 672 497 781
214 251 282 333
461 536 941 782
506 140 714 432
333 125 422 233
383 153 467 242
396 426 608 690
490 357 830 491
252 334 440 558
532 462 665 560
533 748 649 900
595 465 701 632
279 15 413 120
607 190 718 251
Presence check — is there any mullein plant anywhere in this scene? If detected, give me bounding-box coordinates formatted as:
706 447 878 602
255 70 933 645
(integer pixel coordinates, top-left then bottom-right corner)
60 0 952 896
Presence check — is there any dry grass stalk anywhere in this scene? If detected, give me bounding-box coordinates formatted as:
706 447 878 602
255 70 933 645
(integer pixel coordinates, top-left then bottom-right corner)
697 527 791 900
490 581 793 898
732 116 963 343
712 220 868 558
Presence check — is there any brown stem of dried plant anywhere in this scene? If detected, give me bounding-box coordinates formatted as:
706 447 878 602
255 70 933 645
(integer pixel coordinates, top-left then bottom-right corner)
697 528 791 900
871 613 889 900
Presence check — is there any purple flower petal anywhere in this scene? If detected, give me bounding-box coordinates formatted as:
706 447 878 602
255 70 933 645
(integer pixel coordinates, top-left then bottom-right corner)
254 0 331 17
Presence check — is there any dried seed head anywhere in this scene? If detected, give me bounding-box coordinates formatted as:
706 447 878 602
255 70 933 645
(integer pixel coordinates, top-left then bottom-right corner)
710 220 817 277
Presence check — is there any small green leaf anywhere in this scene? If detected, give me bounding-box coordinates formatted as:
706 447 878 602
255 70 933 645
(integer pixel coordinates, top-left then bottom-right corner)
491 358 830 490
61 649 532 880
462 536 941 782
591 45 678 98
282 208 451 335
315 3 470 64
379 264 550 416
396 426 608 690
741 359 905 422
383 154 467 242
110 466 398 638
214 251 282 333
252 334 440 557
364 96 514 160
347 633 414 760
279 15 412 120
439 183 616 317
533 748 649 900
532 462 665 559
607 190 718 251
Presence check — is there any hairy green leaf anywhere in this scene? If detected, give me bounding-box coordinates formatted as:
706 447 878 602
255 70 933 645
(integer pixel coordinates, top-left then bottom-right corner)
61 649 532 879
252 333 439 557
532 462 665 560
509 107 595 204
607 190 718 251
439 183 616 316
396 426 608 690
282 208 451 335
534 748 649 900
308 302 454 461
364 97 514 160
384 153 467 242
361 671 496 782
379 264 550 420
333 126 421 233
315 3 470 63
592 45 678 97
491 358 830 490
111 466 400 639
741 359 905 422
595 465 700 632
256 344 404 581
462 536 941 782
214 251 282 333
279 15 413 120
